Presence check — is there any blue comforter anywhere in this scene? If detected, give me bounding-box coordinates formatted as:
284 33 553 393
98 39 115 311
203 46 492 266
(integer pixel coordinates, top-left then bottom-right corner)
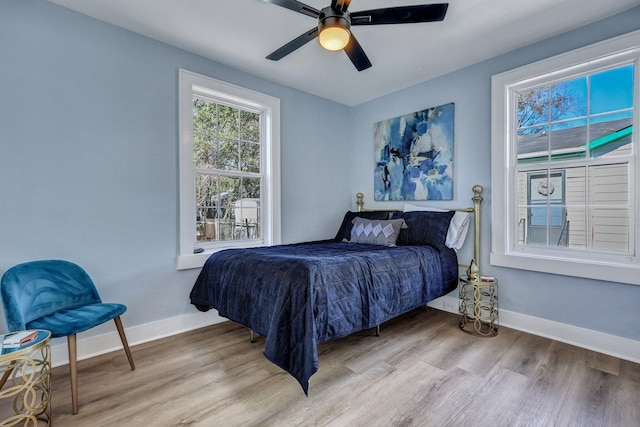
189 240 457 394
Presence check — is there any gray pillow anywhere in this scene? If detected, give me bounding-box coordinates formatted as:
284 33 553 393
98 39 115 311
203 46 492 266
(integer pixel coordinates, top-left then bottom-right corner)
346 217 406 247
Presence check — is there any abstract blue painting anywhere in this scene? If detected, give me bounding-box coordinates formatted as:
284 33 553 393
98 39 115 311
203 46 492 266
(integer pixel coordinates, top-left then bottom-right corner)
374 103 454 201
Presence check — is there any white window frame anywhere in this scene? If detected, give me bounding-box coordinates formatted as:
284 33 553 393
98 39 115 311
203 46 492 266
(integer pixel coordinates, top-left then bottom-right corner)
491 30 640 286
177 70 281 270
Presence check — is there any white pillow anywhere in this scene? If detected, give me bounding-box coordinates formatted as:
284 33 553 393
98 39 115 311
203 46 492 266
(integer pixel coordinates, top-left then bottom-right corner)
403 203 471 251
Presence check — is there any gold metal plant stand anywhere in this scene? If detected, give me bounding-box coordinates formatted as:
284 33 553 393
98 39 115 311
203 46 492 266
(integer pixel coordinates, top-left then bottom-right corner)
459 277 498 337
0 330 51 426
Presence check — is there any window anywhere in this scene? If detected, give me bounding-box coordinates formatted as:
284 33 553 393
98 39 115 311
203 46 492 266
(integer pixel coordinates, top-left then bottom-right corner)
491 30 640 285
177 70 280 269
522 170 566 246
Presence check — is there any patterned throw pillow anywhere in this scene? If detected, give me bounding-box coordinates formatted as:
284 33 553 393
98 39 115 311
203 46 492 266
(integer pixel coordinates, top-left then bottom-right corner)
346 218 406 247
334 210 393 242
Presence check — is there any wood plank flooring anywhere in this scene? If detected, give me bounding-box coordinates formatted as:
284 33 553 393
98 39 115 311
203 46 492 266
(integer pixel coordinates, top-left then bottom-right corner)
9 309 640 426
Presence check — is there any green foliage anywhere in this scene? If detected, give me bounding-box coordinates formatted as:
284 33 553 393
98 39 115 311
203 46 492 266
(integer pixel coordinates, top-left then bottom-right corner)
192 97 262 230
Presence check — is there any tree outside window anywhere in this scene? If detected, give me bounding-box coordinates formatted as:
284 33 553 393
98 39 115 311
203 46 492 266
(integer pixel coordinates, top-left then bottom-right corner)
193 98 262 243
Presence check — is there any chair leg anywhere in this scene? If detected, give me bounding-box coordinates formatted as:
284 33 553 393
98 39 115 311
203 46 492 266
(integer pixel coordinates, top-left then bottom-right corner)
68 333 79 415
114 316 135 370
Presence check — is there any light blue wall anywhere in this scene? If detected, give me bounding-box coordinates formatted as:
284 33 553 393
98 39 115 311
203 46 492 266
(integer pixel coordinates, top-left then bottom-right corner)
2 0 639 344
351 6 640 341
0 1 352 332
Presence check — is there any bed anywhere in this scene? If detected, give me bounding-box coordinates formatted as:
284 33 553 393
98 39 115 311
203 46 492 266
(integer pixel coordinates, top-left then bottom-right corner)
190 186 483 394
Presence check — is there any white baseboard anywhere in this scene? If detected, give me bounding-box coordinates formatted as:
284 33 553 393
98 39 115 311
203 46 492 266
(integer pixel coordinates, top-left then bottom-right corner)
50 310 225 367
428 295 640 364
51 298 640 367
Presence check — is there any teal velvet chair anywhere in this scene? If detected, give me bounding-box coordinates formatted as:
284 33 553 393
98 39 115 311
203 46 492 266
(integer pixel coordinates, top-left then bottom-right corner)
1 260 135 414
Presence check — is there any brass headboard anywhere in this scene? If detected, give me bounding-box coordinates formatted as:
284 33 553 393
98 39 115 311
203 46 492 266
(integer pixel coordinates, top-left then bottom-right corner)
355 185 483 278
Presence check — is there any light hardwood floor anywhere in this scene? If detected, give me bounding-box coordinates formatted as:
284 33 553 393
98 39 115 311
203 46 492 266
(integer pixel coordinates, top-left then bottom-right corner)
27 309 640 426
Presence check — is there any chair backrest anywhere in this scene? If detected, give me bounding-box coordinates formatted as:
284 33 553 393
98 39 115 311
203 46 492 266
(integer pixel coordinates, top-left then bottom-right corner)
1 260 102 332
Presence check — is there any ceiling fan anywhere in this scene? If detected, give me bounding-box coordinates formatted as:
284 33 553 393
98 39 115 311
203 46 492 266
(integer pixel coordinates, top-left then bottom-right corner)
263 0 449 71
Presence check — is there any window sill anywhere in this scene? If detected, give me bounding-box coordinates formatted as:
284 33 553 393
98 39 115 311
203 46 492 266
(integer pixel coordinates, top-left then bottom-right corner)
176 252 211 270
176 240 269 270
490 251 640 286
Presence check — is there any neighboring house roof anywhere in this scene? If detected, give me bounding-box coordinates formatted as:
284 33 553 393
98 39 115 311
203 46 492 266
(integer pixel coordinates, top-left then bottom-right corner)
517 118 633 163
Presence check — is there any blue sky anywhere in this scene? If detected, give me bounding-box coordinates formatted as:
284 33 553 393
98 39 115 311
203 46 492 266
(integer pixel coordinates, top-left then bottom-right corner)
556 63 634 122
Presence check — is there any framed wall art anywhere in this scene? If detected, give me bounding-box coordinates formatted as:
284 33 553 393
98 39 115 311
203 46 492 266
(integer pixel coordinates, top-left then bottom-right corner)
374 102 454 201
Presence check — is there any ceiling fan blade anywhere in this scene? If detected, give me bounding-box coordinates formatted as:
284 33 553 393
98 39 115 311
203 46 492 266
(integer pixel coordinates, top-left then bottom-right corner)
331 0 351 12
344 34 372 71
351 3 449 25
263 0 320 18
266 27 319 61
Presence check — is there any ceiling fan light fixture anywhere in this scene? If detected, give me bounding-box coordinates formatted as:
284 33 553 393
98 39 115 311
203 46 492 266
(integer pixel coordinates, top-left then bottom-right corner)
318 12 351 51
319 25 350 50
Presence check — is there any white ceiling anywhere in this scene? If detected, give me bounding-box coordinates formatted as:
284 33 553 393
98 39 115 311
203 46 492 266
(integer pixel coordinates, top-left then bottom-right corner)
49 0 639 106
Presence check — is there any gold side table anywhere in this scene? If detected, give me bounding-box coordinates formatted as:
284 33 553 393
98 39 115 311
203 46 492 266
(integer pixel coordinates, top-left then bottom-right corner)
459 276 498 337
0 330 51 426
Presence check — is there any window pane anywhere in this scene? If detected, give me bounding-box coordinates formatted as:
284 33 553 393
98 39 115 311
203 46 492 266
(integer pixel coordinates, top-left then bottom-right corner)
193 135 216 168
590 208 629 252
565 166 586 204
195 174 251 243
218 176 241 241
564 166 586 248
233 177 261 240
564 206 586 248
588 113 633 158
549 119 587 162
528 170 565 246
218 105 239 138
240 110 260 142
193 97 218 136
240 141 260 172
588 163 629 205
195 173 217 242
588 163 629 252
517 126 549 163
528 205 567 246
517 87 548 128
216 138 239 171
528 171 564 204
551 77 587 121
517 171 528 245
241 177 260 199
590 64 634 115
